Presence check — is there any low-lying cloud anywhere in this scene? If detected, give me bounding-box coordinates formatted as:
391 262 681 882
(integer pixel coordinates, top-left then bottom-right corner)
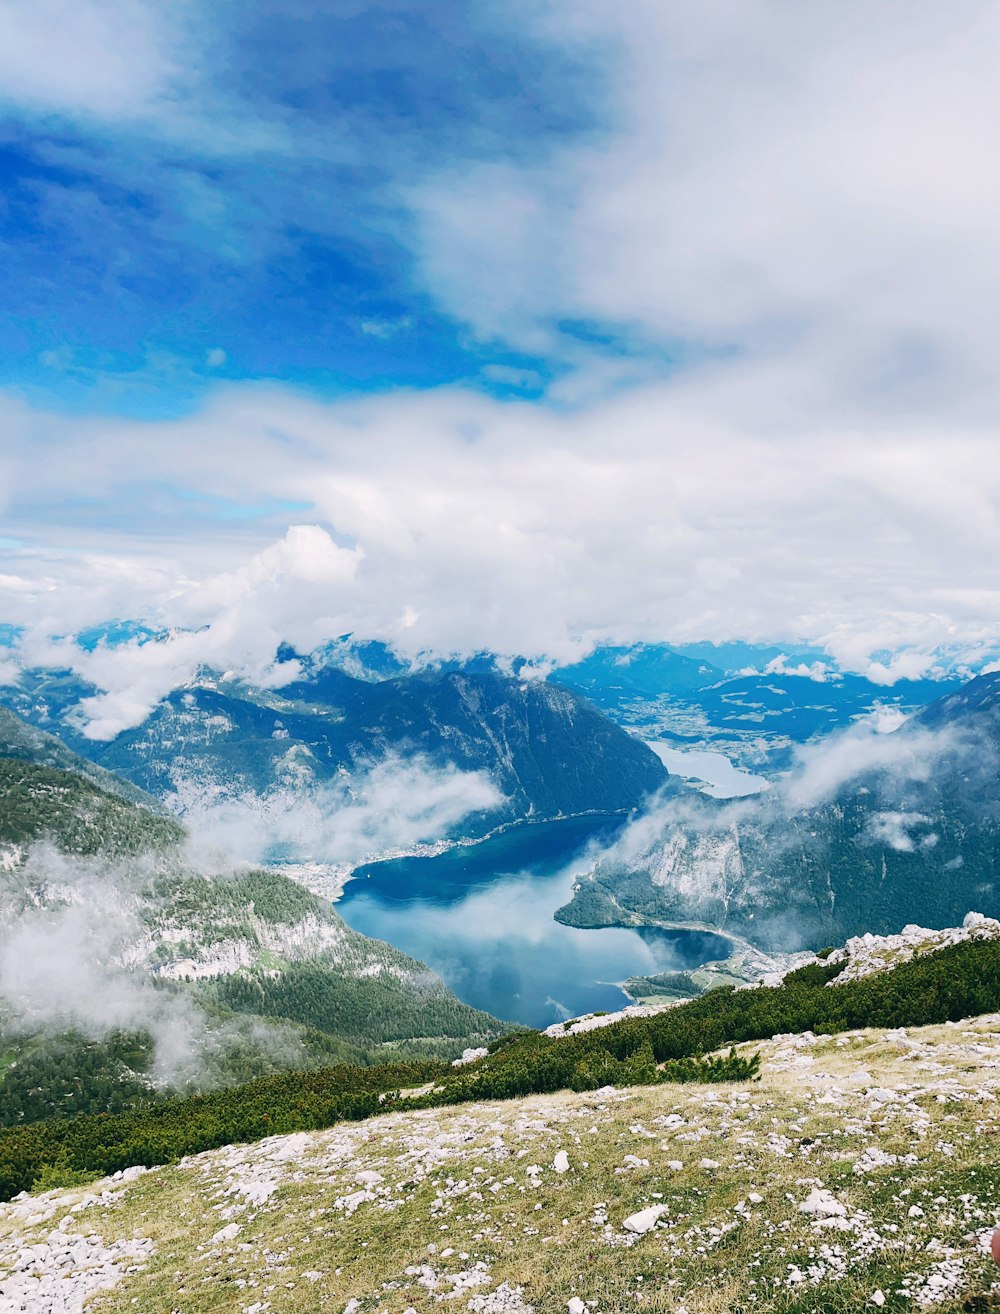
174 754 504 869
582 712 997 903
780 716 956 811
0 846 230 1087
0 752 504 1083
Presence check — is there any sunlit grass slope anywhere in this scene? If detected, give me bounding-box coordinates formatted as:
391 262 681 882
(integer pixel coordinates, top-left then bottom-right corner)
2 1015 998 1313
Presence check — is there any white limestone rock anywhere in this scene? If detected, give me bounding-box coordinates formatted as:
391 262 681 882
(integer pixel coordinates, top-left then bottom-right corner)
622 1204 669 1234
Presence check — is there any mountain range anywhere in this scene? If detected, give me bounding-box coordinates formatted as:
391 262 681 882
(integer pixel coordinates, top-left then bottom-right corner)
2 644 994 959
2 666 669 832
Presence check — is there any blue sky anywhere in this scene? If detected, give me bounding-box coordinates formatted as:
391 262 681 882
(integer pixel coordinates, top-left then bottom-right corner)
0 1 605 416
4 2 1000 729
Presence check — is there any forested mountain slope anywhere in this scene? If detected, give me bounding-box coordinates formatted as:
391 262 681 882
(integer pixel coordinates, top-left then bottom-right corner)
0 705 156 808
0 712 505 1124
97 671 670 825
3 667 670 831
560 669 1000 950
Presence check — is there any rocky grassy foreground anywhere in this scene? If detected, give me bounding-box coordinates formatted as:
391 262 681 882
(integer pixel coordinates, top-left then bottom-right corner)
2 1015 999 1314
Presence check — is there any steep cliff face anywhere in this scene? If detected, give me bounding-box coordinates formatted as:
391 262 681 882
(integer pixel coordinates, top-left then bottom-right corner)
915 668 1000 731
354 672 670 820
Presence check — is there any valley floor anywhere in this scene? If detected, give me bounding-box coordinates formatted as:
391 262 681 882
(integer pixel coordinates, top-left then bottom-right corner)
2 1016 1000 1314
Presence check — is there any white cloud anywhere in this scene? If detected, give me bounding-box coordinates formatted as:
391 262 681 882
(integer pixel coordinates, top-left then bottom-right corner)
762 657 831 683
414 1 1000 406
578 711 989 908
175 755 504 869
0 846 213 1085
3 4 1000 718
0 0 184 120
2 377 1000 730
778 715 988 812
864 810 933 853
59 525 362 738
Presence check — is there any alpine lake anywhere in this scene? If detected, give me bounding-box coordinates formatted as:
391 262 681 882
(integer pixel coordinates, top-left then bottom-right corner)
336 813 732 1028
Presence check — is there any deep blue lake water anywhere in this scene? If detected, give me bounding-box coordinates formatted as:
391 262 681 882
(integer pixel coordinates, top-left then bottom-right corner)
338 814 732 1027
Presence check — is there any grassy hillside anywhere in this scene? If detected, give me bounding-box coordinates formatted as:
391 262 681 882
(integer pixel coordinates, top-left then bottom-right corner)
2 932 998 1200
1 1012 997 1313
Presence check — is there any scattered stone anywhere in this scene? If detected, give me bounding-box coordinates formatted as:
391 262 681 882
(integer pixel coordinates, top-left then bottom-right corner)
622 1204 669 1234
798 1188 847 1219
467 1281 535 1312
453 1047 489 1067
0 1229 153 1314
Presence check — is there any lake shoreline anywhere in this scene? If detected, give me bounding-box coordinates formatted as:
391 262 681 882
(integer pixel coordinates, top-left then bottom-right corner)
334 813 738 1027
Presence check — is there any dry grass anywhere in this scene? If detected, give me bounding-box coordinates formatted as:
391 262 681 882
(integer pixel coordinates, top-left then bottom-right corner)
2 1016 1000 1314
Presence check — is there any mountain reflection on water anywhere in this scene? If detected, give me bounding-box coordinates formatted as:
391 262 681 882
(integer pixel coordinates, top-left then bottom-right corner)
339 814 732 1027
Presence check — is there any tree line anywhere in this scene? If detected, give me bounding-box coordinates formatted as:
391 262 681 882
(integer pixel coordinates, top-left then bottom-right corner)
2 935 997 1199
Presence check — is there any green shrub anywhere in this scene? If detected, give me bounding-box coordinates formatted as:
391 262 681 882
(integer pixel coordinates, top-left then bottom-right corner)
2 936 997 1202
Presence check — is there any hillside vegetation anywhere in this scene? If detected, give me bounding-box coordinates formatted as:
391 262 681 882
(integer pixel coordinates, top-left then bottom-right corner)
0 705 157 807
0 725 507 1121
0 758 183 856
1 1011 997 1312
2 932 998 1202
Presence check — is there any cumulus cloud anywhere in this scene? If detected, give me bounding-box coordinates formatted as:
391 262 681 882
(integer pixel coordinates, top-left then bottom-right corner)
2 377 1000 732
2 4 1000 717
759 657 832 683
16 524 362 738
